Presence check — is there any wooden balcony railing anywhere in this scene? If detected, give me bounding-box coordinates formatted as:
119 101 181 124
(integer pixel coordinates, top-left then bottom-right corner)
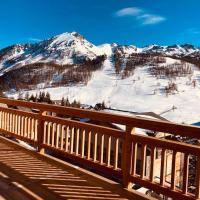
0 97 200 199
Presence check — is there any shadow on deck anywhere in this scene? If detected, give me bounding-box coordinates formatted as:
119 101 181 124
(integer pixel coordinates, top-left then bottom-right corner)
0 136 150 200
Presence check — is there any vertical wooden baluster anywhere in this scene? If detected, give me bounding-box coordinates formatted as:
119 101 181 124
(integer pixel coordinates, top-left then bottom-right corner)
2 111 4 130
30 117 33 138
12 114 15 133
8 113 10 131
8 113 11 132
3 112 6 130
27 117 31 138
4 112 6 131
9 113 12 132
21 116 24 137
2 111 4 129
131 143 137 176
32 118 35 139
114 138 119 170
24 117 28 137
60 125 64 150
20 116 23 136
29 118 32 139
182 153 189 194
122 126 135 189
27 117 29 138
15 114 18 134
7 113 10 132
56 124 60 148
65 126 69 152
43 121 47 144
0 111 1 129
24 116 27 137
150 146 156 182
15 115 18 134
35 119 38 141
160 149 167 186
4 112 6 130
87 131 91 160
70 127 74 153
196 156 200 199
100 134 104 164
37 111 45 154
171 151 177 190
17 115 21 135
0 111 2 129
81 130 85 158
33 119 36 140
1 111 3 129
141 144 147 179
4 112 7 131
19 115 23 136
5 112 7 131
2 112 5 130
93 132 98 162
107 136 111 167
47 122 51 145
30 118 34 139
52 123 55 147
5 112 7 130
75 128 80 155
3 111 5 130
5 112 8 131
15 114 17 135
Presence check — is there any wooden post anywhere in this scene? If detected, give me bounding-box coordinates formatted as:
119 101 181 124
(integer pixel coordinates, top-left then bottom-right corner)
122 126 135 189
37 110 45 154
195 156 200 199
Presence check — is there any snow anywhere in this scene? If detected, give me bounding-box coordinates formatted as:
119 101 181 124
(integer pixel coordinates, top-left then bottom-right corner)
0 32 105 73
16 139 36 151
7 55 200 125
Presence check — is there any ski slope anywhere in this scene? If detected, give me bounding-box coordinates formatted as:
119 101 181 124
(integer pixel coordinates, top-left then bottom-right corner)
7 55 200 125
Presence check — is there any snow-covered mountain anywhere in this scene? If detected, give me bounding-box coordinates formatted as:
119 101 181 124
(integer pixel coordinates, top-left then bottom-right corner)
1 32 200 124
0 32 200 73
0 32 105 73
142 44 200 57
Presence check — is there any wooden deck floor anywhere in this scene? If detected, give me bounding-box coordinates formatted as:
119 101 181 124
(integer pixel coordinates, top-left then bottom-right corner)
0 136 152 200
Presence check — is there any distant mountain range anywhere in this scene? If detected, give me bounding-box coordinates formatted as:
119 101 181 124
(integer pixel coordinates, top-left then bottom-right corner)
0 32 200 74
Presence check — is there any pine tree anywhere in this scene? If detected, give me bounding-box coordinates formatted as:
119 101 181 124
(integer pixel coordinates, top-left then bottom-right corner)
25 92 29 101
61 97 65 106
65 97 70 107
45 92 51 103
29 94 36 102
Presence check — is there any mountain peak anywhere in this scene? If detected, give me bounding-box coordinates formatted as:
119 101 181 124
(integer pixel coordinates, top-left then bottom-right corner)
52 31 84 42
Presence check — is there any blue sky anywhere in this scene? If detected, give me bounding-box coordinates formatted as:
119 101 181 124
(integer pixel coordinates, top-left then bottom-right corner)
0 0 200 48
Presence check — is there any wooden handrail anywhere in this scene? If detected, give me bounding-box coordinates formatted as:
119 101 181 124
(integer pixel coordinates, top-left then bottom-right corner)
1 97 200 200
0 97 200 138
42 115 124 138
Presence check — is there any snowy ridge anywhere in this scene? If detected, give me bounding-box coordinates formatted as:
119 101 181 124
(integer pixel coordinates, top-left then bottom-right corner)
0 32 106 73
142 44 199 57
0 32 200 73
